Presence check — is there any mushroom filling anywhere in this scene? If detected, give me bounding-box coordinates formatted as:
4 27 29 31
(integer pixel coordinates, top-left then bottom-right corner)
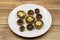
27 24 34 31
36 14 42 19
28 10 34 15
17 19 24 26
34 20 43 29
17 11 26 19
19 26 25 32
35 8 40 14
26 16 35 23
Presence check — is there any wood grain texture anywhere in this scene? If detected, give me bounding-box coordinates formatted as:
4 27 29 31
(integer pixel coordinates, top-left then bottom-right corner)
0 0 60 40
0 2 60 9
0 25 60 40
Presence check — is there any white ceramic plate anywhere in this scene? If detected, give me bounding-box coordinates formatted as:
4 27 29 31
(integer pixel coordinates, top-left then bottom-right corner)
8 4 52 38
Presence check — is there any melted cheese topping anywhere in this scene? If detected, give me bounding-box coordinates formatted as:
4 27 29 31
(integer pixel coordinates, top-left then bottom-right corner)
18 12 25 17
27 17 33 22
36 21 42 26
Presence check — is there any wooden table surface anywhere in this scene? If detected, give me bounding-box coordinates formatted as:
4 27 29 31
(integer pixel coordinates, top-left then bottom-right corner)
0 0 60 40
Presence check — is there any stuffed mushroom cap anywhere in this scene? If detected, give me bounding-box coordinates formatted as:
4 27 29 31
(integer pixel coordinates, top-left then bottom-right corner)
17 11 26 19
26 24 34 31
19 26 25 32
35 8 40 14
17 19 24 26
28 10 34 15
36 14 42 19
26 16 35 23
34 20 43 29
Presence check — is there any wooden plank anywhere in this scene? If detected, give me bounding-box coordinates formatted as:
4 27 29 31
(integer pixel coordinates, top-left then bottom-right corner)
0 17 8 24
0 2 60 9
0 0 20 2
0 0 60 4
49 9 60 25
0 0 60 40
0 24 60 40
0 25 23 40
0 0 34 2
0 9 60 25
0 9 12 17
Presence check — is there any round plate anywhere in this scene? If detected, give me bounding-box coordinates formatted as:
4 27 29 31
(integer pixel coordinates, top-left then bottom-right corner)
8 4 52 38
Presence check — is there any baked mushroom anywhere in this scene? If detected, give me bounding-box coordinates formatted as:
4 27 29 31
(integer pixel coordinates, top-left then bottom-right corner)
17 11 26 19
36 14 42 19
35 8 40 14
26 16 35 23
17 19 24 26
26 24 34 31
34 20 43 29
28 10 34 15
19 26 25 32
